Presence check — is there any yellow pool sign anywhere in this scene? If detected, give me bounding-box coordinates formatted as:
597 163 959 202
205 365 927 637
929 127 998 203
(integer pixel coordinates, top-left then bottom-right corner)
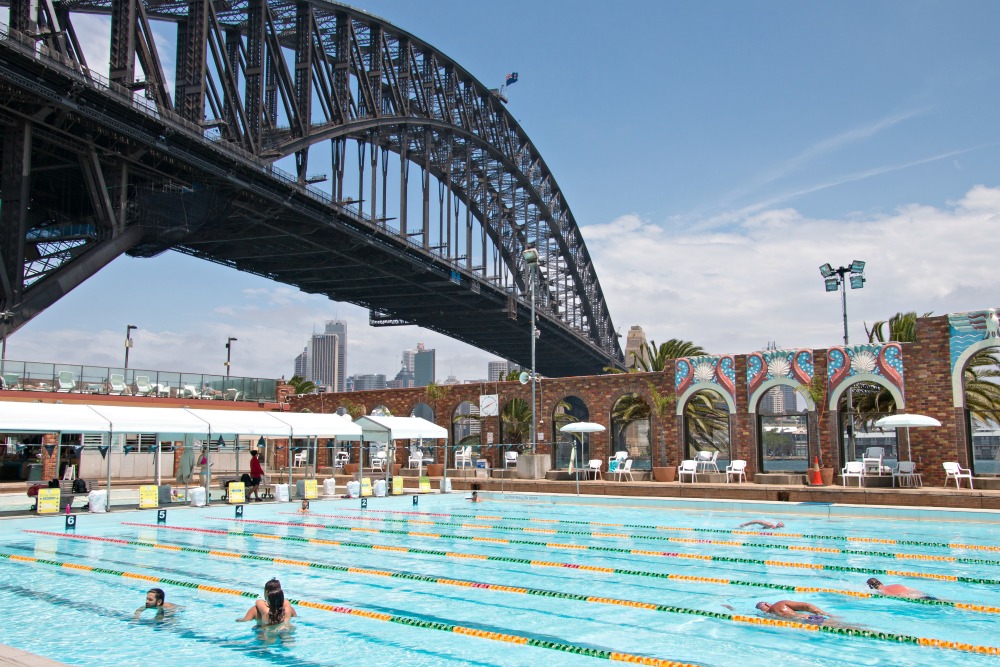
392 476 404 495
360 477 373 497
139 485 159 509
228 482 246 504
303 479 318 499
37 488 61 514
418 476 431 493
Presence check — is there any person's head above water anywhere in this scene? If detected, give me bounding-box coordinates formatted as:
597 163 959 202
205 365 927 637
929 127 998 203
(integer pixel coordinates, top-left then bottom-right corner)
755 601 771 613
145 588 166 608
867 577 883 590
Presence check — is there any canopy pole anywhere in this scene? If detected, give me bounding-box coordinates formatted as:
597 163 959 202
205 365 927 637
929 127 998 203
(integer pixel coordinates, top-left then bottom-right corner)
287 438 293 499
442 440 449 493
106 432 113 512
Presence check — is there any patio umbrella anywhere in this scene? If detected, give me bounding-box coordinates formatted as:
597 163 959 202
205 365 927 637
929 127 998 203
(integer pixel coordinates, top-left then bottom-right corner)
873 414 941 462
560 422 606 495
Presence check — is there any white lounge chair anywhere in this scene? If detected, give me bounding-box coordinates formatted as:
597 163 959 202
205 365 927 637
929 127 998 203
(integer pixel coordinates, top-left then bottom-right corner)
943 462 973 489
56 371 75 392
841 461 864 487
182 385 201 399
133 376 153 396
726 459 747 483
612 458 634 482
504 450 518 469
862 447 886 475
2 373 20 390
892 461 922 488
108 374 129 395
678 459 698 483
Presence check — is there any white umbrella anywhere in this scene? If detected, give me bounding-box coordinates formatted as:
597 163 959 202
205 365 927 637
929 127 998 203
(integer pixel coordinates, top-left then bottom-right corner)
874 414 941 462
560 423 605 495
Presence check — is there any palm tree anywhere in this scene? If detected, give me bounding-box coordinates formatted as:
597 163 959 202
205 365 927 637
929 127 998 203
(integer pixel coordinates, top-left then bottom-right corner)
288 374 316 395
608 339 708 373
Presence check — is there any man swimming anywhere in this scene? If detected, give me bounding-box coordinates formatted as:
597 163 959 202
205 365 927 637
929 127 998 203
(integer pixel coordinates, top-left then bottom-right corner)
134 588 177 619
739 520 785 530
755 600 829 624
867 577 937 600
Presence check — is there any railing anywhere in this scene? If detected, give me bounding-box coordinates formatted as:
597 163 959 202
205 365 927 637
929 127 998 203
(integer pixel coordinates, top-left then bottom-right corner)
0 359 277 403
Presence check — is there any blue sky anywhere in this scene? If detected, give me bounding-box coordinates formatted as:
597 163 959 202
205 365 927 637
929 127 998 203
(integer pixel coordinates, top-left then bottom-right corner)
5 0 1000 382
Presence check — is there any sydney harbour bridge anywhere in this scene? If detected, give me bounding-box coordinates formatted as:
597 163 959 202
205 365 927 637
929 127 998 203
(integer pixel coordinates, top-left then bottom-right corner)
0 0 623 376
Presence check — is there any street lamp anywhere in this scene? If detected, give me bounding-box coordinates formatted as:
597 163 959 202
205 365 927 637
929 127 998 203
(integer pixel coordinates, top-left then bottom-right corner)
522 247 539 454
819 260 866 462
124 324 137 370
225 337 238 378
0 310 13 377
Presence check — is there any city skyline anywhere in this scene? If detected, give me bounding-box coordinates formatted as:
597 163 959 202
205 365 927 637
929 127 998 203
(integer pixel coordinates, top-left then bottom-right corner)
2 1 998 381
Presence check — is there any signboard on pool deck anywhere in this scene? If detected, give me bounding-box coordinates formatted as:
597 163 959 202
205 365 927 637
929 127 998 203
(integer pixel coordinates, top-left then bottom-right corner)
228 482 246 504
37 488 60 514
139 485 159 509
304 479 318 499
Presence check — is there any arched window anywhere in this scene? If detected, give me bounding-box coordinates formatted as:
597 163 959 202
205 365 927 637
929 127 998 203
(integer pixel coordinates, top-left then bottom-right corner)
683 389 730 469
757 385 809 473
552 396 589 469
610 393 652 471
962 347 1000 475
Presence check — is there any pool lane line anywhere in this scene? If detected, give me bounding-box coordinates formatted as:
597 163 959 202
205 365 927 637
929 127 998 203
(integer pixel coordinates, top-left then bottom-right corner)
231 517 1000 586
350 508 1000 553
8 539 999 658
0 548 696 667
279 512 1000 568
94 525 1000 616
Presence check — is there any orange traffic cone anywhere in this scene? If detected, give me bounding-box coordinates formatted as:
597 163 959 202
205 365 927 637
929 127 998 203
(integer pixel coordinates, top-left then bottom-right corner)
809 456 824 486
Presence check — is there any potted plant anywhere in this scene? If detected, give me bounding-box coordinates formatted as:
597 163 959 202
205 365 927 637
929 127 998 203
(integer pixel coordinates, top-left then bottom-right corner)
800 375 834 485
647 382 678 482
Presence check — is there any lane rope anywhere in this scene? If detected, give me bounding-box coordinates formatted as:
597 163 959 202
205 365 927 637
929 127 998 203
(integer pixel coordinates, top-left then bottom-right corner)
14 533 1000 657
278 511 1000 568
206 517 1000 587
346 507 1000 553
0 546 695 667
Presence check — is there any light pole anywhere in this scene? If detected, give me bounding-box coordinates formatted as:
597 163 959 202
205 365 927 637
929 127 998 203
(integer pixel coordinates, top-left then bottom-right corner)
124 324 137 370
225 337 237 378
522 247 539 454
819 260 866 464
0 310 13 377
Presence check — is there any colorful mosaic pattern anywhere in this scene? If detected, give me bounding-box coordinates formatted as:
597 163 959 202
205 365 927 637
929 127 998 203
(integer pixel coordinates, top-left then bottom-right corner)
827 343 904 397
948 308 1000 372
746 349 813 398
675 355 736 403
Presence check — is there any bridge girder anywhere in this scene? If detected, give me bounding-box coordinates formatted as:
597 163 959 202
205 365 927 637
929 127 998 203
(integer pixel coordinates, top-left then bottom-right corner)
0 0 624 376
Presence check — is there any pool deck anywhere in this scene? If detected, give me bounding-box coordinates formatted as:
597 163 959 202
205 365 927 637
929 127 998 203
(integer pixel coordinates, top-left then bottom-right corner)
0 644 70 667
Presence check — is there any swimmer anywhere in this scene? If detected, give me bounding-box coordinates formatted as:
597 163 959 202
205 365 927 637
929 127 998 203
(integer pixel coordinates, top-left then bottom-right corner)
755 600 858 629
467 482 481 502
739 520 785 530
134 588 177 619
238 578 297 627
299 499 310 513
867 577 937 600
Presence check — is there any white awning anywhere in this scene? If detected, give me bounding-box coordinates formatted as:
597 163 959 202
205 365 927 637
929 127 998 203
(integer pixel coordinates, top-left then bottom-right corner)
184 408 294 436
0 401 111 433
269 411 363 439
87 405 212 434
355 415 448 443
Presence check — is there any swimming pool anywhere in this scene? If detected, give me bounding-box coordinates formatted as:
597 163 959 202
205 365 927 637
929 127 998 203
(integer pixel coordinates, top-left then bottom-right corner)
1 493 999 666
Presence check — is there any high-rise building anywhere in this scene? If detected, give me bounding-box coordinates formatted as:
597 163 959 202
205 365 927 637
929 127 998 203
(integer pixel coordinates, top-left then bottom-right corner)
624 325 648 368
351 374 387 391
387 363 414 389
414 344 435 386
761 384 799 414
309 332 339 392
487 360 520 382
293 346 309 379
324 320 347 392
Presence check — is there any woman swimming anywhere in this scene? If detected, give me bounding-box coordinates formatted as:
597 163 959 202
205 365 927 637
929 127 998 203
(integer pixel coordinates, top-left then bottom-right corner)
238 578 297 627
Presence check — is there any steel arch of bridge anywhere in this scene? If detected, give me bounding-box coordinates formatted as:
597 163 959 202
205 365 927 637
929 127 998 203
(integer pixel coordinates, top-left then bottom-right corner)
0 0 623 375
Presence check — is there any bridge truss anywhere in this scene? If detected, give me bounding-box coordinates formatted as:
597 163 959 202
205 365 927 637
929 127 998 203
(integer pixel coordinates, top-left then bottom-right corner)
0 0 624 376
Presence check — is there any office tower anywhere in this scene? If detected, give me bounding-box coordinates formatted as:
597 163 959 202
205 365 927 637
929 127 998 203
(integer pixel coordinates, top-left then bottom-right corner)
351 374 387 391
624 325 647 368
293 346 309 379
388 363 414 389
414 344 435 387
325 320 347 392
309 332 339 392
761 384 798 414
488 360 520 382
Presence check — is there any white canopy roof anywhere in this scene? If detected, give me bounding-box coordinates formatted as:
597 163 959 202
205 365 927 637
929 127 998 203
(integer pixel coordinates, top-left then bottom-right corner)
0 401 111 433
0 401 364 439
355 415 448 442
88 405 212 434
269 411 362 439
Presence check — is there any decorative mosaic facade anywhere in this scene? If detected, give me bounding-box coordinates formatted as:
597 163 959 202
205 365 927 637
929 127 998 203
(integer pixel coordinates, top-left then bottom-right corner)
827 343 904 405
676 354 736 406
746 349 814 399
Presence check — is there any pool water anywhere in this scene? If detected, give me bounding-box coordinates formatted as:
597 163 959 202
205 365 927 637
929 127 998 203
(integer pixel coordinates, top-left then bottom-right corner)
1 493 999 666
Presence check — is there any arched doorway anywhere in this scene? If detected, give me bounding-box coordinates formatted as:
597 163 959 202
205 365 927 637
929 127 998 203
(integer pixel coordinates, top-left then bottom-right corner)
756 385 809 473
835 380 899 468
682 388 731 468
500 398 530 447
610 393 652 471
553 396 589 470
961 346 1000 474
452 401 480 466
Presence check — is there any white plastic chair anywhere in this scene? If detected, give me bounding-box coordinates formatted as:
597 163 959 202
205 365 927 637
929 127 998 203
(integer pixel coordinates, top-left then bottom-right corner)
133 376 153 396
892 461 922 488
612 459 633 482
726 459 747 483
695 450 719 473
943 462 973 489
334 450 350 470
678 459 698 483
408 444 425 469
57 371 75 392
586 459 603 480
841 461 864 487
454 446 472 468
504 450 519 469
862 447 885 475
108 374 129 395
293 450 308 467
371 450 387 472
